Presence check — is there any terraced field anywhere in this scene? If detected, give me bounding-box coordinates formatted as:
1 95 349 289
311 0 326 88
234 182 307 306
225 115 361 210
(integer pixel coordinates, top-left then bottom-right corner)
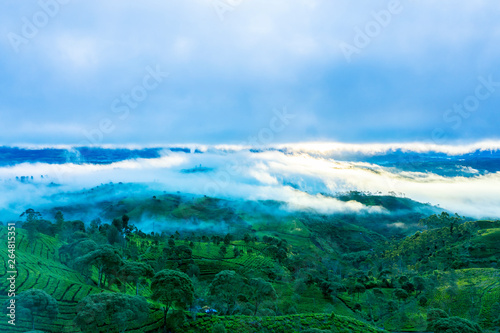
0 225 384 333
0 226 165 332
135 238 277 278
178 312 387 332
429 268 500 329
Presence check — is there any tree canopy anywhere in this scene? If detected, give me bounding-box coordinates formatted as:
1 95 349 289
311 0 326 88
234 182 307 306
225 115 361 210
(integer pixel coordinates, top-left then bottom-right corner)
4 289 59 331
75 292 149 333
246 278 277 315
419 212 464 234
209 270 245 315
75 244 122 288
151 269 194 332
118 261 154 295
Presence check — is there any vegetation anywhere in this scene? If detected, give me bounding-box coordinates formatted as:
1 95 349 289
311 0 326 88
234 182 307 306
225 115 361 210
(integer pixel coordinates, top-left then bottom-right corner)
2 289 59 331
0 188 498 332
151 269 195 332
74 292 149 333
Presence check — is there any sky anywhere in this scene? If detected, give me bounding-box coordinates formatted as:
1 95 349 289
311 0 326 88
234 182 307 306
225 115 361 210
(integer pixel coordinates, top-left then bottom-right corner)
1 0 500 146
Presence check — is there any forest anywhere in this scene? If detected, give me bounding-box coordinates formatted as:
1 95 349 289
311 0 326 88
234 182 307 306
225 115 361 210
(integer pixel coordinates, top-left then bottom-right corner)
1 185 499 332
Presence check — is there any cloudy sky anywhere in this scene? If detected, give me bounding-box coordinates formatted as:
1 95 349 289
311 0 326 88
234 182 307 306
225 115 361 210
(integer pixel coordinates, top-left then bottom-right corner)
1 0 500 145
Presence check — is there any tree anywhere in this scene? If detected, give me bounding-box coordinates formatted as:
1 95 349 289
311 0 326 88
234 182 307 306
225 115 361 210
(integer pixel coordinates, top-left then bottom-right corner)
75 292 149 333
54 210 64 224
219 245 227 258
413 276 426 297
89 217 102 232
352 283 366 300
3 289 58 331
393 288 409 304
112 217 123 232
245 278 277 315
401 281 415 294
76 244 122 288
164 245 192 262
223 233 232 245
209 270 245 315
418 296 428 306
320 280 346 300
372 288 384 298
151 269 194 332
426 307 449 331
20 208 42 222
186 263 200 278
20 208 42 254
266 245 279 258
431 317 482 333
168 238 176 247
122 214 130 231
243 233 251 244
62 220 86 237
212 323 227 333
59 238 98 280
175 245 193 260
54 210 65 234
419 212 464 235
118 261 154 295
107 224 121 245
398 275 409 285
276 248 287 263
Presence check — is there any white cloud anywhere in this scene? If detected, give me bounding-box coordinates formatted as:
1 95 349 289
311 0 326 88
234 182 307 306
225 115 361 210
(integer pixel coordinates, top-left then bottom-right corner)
1 145 500 219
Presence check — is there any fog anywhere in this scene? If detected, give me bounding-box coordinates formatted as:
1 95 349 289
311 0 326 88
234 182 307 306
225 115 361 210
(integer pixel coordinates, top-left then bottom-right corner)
1 144 500 222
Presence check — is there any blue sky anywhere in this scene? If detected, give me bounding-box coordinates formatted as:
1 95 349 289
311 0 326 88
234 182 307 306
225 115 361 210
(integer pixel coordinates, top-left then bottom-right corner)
1 0 500 145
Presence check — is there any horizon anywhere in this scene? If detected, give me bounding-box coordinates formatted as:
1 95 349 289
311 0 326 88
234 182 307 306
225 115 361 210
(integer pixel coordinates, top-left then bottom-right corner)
4 139 500 152
2 2 500 331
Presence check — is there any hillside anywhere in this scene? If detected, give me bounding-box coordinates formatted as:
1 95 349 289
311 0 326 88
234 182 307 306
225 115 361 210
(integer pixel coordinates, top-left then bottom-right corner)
0 222 385 332
1 188 499 332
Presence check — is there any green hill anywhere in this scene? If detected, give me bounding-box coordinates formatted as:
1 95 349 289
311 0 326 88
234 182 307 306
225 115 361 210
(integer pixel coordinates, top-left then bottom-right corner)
1 188 498 332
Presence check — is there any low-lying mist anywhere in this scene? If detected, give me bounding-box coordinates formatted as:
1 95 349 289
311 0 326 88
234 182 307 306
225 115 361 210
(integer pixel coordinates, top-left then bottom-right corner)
1 144 500 223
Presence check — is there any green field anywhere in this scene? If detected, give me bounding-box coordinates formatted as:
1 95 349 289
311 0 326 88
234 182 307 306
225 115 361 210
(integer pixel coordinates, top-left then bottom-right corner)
1 191 499 332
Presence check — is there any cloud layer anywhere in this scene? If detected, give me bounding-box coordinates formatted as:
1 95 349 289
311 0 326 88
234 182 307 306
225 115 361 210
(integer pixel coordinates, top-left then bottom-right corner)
1 1 500 144
1 144 500 219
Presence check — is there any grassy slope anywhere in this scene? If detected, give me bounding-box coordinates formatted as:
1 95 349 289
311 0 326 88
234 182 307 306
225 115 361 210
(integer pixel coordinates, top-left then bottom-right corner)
0 226 164 333
179 313 386 333
379 220 500 330
0 225 384 332
3 188 498 332
429 268 500 329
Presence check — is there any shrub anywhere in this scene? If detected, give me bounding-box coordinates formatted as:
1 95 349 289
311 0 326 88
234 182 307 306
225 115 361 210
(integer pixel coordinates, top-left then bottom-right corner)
431 317 482 333
300 329 330 333
212 323 227 333
418 296 428 306
426 308 449 331
372 288 384 297
387 300 398 312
